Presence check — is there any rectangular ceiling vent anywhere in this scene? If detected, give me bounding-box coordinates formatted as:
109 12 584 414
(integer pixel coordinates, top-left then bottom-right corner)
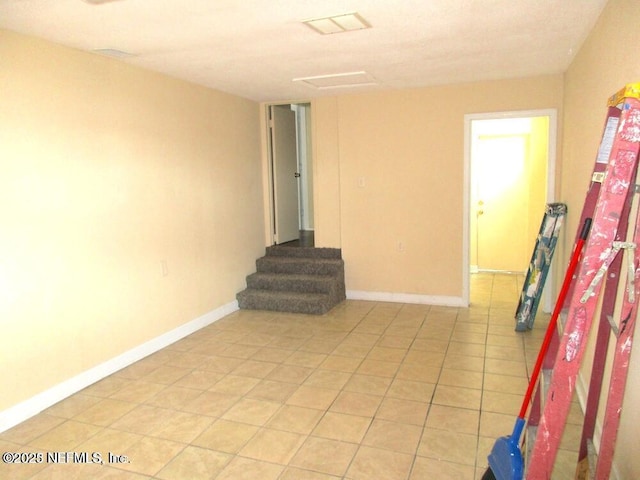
293 71 377 90
303 13 371 35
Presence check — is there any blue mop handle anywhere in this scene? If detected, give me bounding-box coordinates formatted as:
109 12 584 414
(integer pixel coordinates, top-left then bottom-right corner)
511 417 526 445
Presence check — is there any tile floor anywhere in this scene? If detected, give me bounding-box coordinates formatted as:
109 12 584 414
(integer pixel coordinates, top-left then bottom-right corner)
0 273 583 479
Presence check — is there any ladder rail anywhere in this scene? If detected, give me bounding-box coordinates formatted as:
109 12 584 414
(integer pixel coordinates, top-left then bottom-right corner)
525 89 640 479
593 199 640 479
575 165 637 479
562 105 622 311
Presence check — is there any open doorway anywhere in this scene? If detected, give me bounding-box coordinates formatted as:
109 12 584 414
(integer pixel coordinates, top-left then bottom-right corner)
267 103 314 246
463 110 557 307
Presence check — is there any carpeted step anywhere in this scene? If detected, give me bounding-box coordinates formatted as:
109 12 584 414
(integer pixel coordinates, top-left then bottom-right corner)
236 289 335 315
236 246 346 315
246 272 336 294
265 246 342 259
256 256 344 276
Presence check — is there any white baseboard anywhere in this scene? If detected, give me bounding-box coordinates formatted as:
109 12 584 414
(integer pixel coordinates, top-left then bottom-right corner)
0 300 238 434
346 290 467 307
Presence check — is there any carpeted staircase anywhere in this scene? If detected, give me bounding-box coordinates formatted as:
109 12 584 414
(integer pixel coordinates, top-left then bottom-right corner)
236 246 346 315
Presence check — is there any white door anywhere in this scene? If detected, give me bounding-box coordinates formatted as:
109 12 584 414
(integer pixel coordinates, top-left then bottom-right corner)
271 105 299 244
474 135 529 271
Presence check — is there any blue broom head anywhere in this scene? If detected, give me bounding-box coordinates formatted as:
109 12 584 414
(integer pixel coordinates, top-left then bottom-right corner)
487 418 525 480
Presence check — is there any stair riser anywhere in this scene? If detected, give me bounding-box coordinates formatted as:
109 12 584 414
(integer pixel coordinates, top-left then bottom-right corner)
237 293 333 315
246 275 336 294
265 246 342 259
256 258 344 276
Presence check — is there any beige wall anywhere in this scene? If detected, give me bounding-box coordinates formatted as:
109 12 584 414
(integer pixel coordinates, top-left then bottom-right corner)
0 30 263 413
562 0 640 478
527 116 550 245
311 77 563 300
311 97 342 247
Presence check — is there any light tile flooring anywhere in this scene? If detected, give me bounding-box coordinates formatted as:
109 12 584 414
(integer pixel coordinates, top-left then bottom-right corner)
0 273 584 479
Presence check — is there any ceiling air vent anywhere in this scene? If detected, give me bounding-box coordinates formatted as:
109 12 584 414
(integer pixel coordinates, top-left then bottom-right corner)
303 13 371 35
293 71 377 90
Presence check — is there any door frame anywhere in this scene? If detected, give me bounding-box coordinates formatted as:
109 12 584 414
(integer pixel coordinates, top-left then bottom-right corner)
263 102 313 246
270 104 300 244
462 109 558 308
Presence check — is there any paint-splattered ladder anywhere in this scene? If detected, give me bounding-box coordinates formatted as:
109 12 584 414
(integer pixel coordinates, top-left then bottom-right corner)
524 83 640 479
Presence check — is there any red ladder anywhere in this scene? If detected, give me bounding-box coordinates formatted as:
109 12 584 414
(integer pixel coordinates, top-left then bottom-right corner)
525 83 640 479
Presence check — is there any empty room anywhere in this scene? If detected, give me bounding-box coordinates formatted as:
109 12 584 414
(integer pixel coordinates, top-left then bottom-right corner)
1 1 640 479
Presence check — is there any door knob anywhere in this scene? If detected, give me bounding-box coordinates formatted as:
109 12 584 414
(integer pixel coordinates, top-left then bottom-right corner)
478 210 484 215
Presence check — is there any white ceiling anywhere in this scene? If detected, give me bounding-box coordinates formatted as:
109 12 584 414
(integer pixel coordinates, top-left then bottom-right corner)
0 0 608 102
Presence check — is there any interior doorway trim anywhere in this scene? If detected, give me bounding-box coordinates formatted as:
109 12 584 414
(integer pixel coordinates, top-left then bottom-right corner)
462 108 558 308
263 102 314 246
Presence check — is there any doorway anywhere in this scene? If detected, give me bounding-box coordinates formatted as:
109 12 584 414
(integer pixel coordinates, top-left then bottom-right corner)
268 103 314 246
463 110 557 306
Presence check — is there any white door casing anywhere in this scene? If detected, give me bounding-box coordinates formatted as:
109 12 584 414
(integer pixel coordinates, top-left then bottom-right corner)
463 109 557 308
271 105 299 244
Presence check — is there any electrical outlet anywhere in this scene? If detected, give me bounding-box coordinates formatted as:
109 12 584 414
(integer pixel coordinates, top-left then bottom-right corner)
358 177 366 188
397 241 405 252
161 260 168 277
